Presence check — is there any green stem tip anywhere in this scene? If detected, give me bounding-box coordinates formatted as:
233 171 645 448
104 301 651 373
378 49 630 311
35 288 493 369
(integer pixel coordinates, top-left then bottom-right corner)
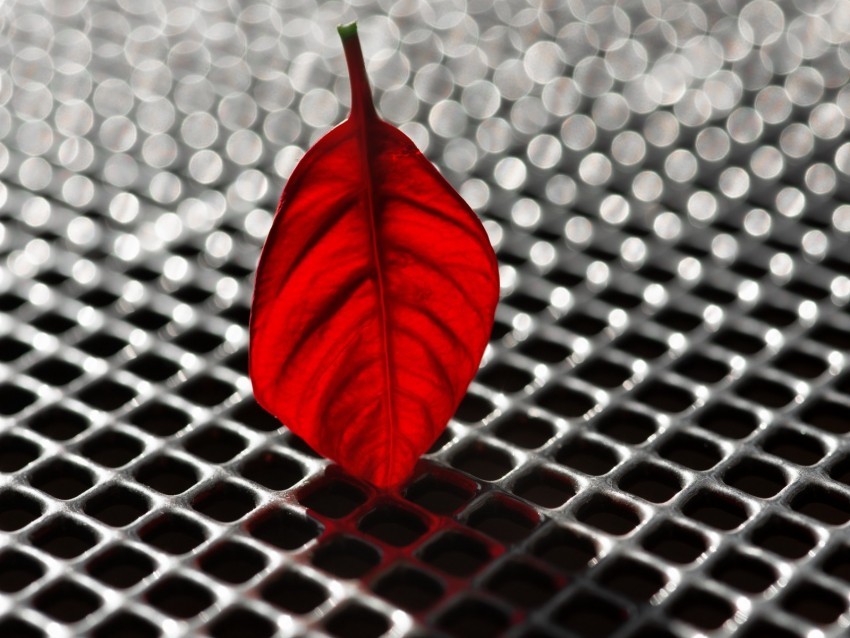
337 22 358 40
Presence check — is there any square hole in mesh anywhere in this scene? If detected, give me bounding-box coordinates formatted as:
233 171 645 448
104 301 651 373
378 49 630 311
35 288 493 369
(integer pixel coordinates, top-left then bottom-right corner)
222 303 251 326
712 328 765 354
93 613 159 638
751 514 818 560
404 471 476 517
0 336 31 362
125 308 171 330
77 379 135 411
556 436 619 476
506 292 549 313
0 384 36 416
774 349 828 379
147 576 215 619
87 545 156 589
492 413 555 449
192 481 256 522
673 354 730 385
550 591 626 638
538 384 596 418
512 467 576 509
80 430 144 468
575 358 632 389
241 450 305 491
692 282 735 305
454 392 495 423
419 531 491 577
174 328 224 354
185 425 247 464
635 381 694 413
261 568 329 614
232 399 280 432
530 526 597 573
78 288 119 308
0 433 40 472
750 302 796 327
821 544 850 583
519 336 572 364
560 312 607 336
642 520 707 564
135 454 198 495
248 507 321 550
791 483 850 525
224 349 248 374
32 311 75 335
199 541 267 584
30 459 94 499
33 579 101 624
210 607 275 638
0 292 26 311
655 307 702 332
126 266 159 282
298 477 366 518
485 559 558 609
786 278 829 301
615 333 668 360
0 490 42 531
595 408 656 445
372 564 443 612
76 334 127 358
491 319 511 340
781 580 846 625
28 407 88 441
435 596 510 638
173 284 213 304
84 485 150 527
595 556 666 602
658 431 723 471
670 587 734 630
466 496 539 543
28 358 83 386
811 323 850 349
179 375 235 407
478 362 533 393
311 535 380 579
131 402 191 437
0 549 44 593
697 402 759 439
723 457 788 498
324 602 390 638
30 515 98 559
358 503 428 547
451 441 515 481
139 513 206 555
736 376 795 408
710 549 778 593
125 353 181 382
575 494 641 536
599 287 642 309
682 488 750 530
618 462 682 503
800 399 850 434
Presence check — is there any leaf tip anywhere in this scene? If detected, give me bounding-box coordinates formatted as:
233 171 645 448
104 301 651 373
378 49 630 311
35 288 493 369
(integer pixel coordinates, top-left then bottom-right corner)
337 22 358 40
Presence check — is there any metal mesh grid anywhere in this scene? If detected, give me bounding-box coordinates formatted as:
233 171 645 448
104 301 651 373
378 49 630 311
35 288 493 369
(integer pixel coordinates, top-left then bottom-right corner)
1 0 850 636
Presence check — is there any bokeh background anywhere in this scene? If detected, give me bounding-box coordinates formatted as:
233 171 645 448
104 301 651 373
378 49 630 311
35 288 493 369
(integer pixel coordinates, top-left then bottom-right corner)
1 0 850 636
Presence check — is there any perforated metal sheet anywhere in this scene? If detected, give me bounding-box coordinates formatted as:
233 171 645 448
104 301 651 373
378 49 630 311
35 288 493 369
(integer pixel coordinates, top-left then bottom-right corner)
1 1 850 637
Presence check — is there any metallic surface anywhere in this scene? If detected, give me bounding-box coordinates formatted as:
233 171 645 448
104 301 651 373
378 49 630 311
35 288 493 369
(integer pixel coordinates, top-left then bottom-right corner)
0 0 849 636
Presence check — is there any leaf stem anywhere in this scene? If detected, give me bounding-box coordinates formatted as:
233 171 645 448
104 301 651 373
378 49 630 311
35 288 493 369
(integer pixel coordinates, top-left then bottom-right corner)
338 22 377 120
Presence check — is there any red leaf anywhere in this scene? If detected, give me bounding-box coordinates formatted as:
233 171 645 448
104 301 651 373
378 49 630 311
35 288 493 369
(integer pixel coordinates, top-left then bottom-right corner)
249 23 499 488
